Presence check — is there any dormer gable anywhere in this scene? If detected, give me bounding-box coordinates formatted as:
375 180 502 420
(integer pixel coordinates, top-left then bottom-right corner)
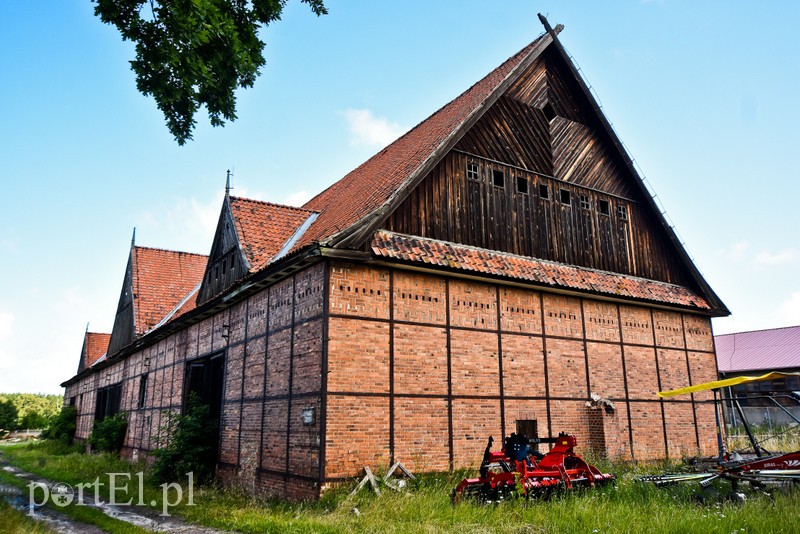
107 245 136 356
77 330 111 373
197 195 249 305
197 194 318 305
107 239 208 356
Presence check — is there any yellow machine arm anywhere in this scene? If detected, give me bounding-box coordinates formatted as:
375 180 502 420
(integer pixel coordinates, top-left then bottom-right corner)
657 372 800 398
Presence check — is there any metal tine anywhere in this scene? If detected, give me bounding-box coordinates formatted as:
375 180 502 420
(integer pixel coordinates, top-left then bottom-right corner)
699 474 720 488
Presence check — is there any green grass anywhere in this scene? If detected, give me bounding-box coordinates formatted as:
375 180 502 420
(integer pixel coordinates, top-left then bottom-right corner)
2 441 800 533
0 500 54 534
726 425 800 454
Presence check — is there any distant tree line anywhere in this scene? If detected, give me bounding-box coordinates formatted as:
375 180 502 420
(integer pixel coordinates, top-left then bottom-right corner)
0 393 63 433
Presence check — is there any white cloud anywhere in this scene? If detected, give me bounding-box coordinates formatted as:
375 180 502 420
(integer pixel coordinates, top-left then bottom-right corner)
721 240 750 263
754 248 799 266
341 108 406 147
282 190 312 207
778 292 800 325
138 195 221 253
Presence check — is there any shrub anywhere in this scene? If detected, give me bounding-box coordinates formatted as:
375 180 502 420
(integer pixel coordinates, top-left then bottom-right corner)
19 411 48 430
0 400 18 432
41 406 77 444
151 394 218 485
88 413 128 453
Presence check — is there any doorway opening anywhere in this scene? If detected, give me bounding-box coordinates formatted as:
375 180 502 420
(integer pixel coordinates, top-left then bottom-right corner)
184 352 225 463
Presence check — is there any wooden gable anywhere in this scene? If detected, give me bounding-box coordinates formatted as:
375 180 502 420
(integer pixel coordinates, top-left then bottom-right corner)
197 195 249 305
107 247 136 356
383 38 697 288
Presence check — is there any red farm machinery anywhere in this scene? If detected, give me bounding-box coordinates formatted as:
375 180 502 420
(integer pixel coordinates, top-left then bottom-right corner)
452 432 615 503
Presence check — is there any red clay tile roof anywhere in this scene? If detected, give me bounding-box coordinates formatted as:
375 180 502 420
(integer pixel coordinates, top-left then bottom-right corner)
229 196 318 272
170 288 200 322
84 332 111 368
132 247 208 334
715 326 800 373
371 231 711 311
299 36 546 248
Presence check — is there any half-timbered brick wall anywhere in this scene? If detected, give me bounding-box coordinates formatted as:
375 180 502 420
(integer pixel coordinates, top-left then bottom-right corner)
323 261 718 481
67 263 326 500
66 258 718 499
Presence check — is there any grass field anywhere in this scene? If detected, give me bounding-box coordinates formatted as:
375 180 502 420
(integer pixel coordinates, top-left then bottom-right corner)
726 425 800 455
0 500 54 534
2 441 800 533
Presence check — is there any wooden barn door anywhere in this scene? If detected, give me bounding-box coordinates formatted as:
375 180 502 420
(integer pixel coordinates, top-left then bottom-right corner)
184 352 225 462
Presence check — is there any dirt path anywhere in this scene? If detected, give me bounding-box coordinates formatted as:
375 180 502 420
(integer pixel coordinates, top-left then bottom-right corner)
0 451 229 533
1 478 106 534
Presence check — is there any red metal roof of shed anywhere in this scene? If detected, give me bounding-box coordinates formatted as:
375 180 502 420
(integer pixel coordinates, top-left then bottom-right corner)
715 325 800 373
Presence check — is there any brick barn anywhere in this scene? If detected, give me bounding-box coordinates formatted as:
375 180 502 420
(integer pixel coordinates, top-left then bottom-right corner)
62 21 729 500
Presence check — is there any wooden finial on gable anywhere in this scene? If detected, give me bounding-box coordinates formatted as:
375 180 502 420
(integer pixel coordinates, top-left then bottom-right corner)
225 169 232 196
537 13 564 36
131 227 136 247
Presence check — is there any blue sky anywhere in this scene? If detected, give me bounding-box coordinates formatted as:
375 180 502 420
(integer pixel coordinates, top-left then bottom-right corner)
1 1 799 393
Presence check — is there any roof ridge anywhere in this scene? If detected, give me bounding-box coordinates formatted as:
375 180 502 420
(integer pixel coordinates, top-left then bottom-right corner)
302 36 543 210
715 324 800 337
133 245 209 258
230 195 318 214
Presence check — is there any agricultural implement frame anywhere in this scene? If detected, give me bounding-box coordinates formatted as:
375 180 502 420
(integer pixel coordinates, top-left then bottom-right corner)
639 371 800 490
452 432 614 503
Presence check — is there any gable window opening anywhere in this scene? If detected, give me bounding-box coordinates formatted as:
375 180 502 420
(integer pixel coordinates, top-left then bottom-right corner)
467 162 480 181
538 183 550 199
492 169 505 189
580 195 590 210
560 189 571 206
542 102 557 123
516 176 528 195
230 255 235 270
617 204 628 221
137 373 148 409
598 199 610 216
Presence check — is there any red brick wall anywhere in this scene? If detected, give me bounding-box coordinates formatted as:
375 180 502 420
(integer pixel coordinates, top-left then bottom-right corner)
69 262 326 501
65 258 719 500
323 261 719 483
